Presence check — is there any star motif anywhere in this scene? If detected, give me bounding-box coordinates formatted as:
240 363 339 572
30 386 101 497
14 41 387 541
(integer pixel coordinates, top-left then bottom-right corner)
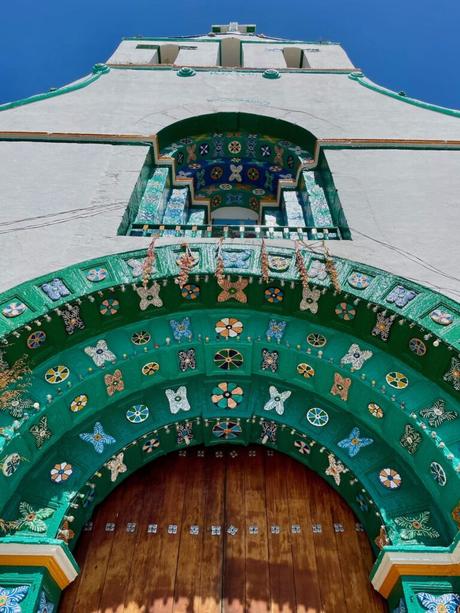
79 422 116 454
337 427 373 457
443 357 460 391
135 282 163 310
371 312 393 341
325 454 346 486
263 385 291 415
330 373 351 401
106 452 127 482
84 339 116 367
217 278 248 303
340 343 373 371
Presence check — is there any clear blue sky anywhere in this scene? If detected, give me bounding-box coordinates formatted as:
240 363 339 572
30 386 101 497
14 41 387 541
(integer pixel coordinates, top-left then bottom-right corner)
1 0 459 109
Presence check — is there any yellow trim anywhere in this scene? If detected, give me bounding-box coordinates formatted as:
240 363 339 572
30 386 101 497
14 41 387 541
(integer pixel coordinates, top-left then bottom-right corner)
378 562 460 598
0 554 71 589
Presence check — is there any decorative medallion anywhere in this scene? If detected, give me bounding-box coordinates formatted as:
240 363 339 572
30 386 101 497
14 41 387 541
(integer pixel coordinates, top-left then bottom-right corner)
45 365 70 384
378 468 402 489
419 399 458 427
61 305 85 335
126 404 149 423
165 386 190 414
386 285 417 308
84 339 116 367
443 357 460 391
306 407 329 427
176 421 193 446
385 371 408 389
348 271 371 289
100 298 120 316
430 309 453 326
228 141 241 154
308 260 328 281
394 511 440 540
263 385 291 415
141 361 160 376
170 317 193 341
294 440 310 455
70 394 88 413
337 427 374 457
417 592 460 612
50 462 73 483
142 438 160 453
0 585 29 611
371 312 393 342
2 301 27 318
104 369 124 396
299 286 321 313
261 349 279 372
334 303 356 321
330 373 351 401
212 421 242 440
179 348 196 372
325 454 346 486
307 332 327 347
86 267 107 282
214 348 243 370
106 452 127 482
79 422 116 453
260 421 277 444
181 284 200 300
217 278 248 303
296 363 315 378
131 330 151 345
368 403 384 419
430 461 447 486
215 317 243 338
400 424 422 455
27 330 46 349
268 255 290 272
409 337 426 356
211 382 244 410
29 416 52 448
265 319 287 341
340 343 373 371
264 287 284 304
135 282 163 310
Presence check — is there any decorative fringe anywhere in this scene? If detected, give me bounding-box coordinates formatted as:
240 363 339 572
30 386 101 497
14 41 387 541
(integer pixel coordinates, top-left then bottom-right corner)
175 243 196 289
295 241 309 289
215 238 225 285
142 237 157 289
0 354 30 411
323 242 341 293
260 239 269 283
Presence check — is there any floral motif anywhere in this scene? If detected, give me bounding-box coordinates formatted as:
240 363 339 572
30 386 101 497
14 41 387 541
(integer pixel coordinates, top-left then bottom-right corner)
408 337 426 356
393 511 440 541
261 349 279 372
306 332 327 347
430 461 447 486
368 403 384 419
165 386 190 414
210 166 223 180
135 282 163 310
29 416 52 448
308 259 328 281
348 271 371 289
0 585 29 612
268 255 290 271
340 343 373 371
386 371 409 389
70 394 88 413
45 365 70 384
50 462 73 483
37 590 55 613
2 302 27 318
325 454 346 486
430 309 453 326
334 302 356 321
176 422 194 446
386 285 417 308
371 311 394 343
27 330 46 349
104 369 124 396
41 278 70 301
131 330 151 345
212 421 242 440
170 317 192 341
61 305 85 335
84 339 116 367
260 421 277 444
217 278 248 303
86 267 107 282
264 287 284 304
306 407 329 427
222 250 251 269
17 502 54 532
215 317 243 338
400 424 422 454
299 286 321 313
443 357 460 391
214 349 243 370
330 373 351 401
181 284 200 300
100 298 119 316
57 520 75 545
141 362 160 376
211 382 244 410
127 258 147 277
378 468 402 489
417 592 460 613
263 385 292 416
419 399 458 427
106 452 127 482
178 349 196 372
1 453 23 477
296 363 315 378
247 167 260 181
228 140 241 154
126 405 149 423
265 319 287 341
142 438 160 453
337 427 374 457
294 440 310 455
79 422 116 453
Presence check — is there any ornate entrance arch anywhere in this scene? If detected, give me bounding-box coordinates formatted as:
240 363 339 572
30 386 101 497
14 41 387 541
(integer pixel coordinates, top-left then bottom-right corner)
0 242 458 611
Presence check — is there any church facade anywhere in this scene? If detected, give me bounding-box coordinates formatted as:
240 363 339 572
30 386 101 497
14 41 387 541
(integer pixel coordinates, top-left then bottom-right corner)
0 22 459 612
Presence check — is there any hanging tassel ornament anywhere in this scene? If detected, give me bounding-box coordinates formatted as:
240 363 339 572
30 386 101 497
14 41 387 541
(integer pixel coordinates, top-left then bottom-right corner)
142 237 157 289
295 241 309 289
215 238 225 285
175 243 196 289
261 239 269 284
323 242 341 293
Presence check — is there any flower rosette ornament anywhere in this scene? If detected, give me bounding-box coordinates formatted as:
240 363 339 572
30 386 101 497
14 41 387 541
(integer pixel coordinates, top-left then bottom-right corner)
211 382 244 410
215 317 243 338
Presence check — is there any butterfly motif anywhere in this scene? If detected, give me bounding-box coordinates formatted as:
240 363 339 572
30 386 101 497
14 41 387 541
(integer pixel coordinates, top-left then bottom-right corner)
263 386 292 416
165 386 190 414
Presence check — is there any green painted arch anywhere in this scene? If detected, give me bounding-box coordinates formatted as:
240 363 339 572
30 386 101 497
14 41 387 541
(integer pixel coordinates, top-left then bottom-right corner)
0 243 459 566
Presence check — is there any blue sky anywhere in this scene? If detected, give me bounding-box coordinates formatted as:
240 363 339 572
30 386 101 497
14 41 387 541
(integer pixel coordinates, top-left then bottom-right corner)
1 0 459 108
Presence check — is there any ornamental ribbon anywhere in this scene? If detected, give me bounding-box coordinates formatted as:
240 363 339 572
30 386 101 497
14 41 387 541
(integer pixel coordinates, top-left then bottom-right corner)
175 243 196 289
215 238 225 285
261 239 269 283
142 237 157 289
295 241 309 289
323 242 341 293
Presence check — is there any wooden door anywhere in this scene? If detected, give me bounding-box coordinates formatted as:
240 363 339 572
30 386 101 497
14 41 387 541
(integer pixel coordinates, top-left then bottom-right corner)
60 447 385 612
